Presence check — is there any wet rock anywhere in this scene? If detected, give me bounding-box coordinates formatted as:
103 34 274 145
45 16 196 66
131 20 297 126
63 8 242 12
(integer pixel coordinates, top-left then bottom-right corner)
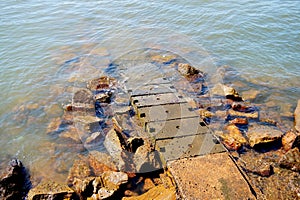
88 151 117 176
67 158 92 187
46 117 62 134
218 124 247 151
294 99 300 132
279 147 300 172
87 76 117 91
177 63 199 76
27 180 76 200
229 118 248 125
63 103 95 112
231 102 257 113
241 89 260 101
247 124 283 148
94 90 113 103
151 54 177 64
228 109 259 119
85 132 103 145
211 83 243 101
104 129 126 171
122 185 176 200
59 129 82 144
241 160 273 177
73 89 94 104
73 177 95 197
133 141 162 173
0 159 31 200
282 131 300 151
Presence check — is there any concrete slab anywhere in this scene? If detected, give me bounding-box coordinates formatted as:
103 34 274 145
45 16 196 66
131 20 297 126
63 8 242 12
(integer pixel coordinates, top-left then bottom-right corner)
168 153 256 200
137 103 198 123
146 117 207 139
131 93 187 108
156 134 225 161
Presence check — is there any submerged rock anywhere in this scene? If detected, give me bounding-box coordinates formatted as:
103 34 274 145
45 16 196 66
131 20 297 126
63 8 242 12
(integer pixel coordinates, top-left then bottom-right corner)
218 124 247 151
0 159 31 200
211 83 243 101
87 76 116 91
27 180 76 200
73 89 94 104
247 124 283 148
177 63 199 76
279 147 300 172
294 99 300 132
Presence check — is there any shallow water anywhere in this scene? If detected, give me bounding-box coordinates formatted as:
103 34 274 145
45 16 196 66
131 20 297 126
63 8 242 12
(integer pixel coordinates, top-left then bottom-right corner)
0 0 299 181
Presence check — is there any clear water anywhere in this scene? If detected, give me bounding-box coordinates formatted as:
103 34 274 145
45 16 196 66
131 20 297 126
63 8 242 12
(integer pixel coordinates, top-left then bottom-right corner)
1 0 299 181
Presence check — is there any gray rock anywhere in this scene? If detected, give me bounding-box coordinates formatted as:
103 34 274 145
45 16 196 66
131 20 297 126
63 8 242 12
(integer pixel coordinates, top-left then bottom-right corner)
133 142 163 173
104 129 126 171
73 89 93 104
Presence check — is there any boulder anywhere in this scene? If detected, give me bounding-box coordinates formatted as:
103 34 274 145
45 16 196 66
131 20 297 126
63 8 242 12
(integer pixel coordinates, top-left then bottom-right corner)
282 131 300 151
279 147 300 172
294 99 300 132
94 90 114 103
104 129 126 171
27 180 76 200
247 125 283 148
102 171 128 191
0 159 31 200
67 159 92 186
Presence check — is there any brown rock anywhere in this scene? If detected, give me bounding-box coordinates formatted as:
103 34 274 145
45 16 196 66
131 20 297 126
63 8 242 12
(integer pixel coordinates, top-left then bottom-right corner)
177 63 199 76
279 147 300 172
241 89 260 101
151 54 177 64
211 83 243 101
294 99 300 132
73 89 93 104
228 109 259 119
229 118 248 125
247 125 283 147
218 124 248 150
122 185 176 200
142 178 155 192
94 91 113 103
87 76 116 91
88 151 117 176
59 129 82 144
282 131 300 151
102 171 128 191
63 103 95 112
67 158 92 186
27 180 76 200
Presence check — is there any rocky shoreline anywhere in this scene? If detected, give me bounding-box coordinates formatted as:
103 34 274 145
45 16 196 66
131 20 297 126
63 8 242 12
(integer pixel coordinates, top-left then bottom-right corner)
1 51 300 199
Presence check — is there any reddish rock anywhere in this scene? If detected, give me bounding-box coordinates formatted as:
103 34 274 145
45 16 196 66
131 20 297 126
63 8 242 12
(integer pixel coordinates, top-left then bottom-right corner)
67 158 92 186
294 99 300 132
228 109 258 119
229 118 248 125
218 125 247 151
282 131 300 151
279 147 300 172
